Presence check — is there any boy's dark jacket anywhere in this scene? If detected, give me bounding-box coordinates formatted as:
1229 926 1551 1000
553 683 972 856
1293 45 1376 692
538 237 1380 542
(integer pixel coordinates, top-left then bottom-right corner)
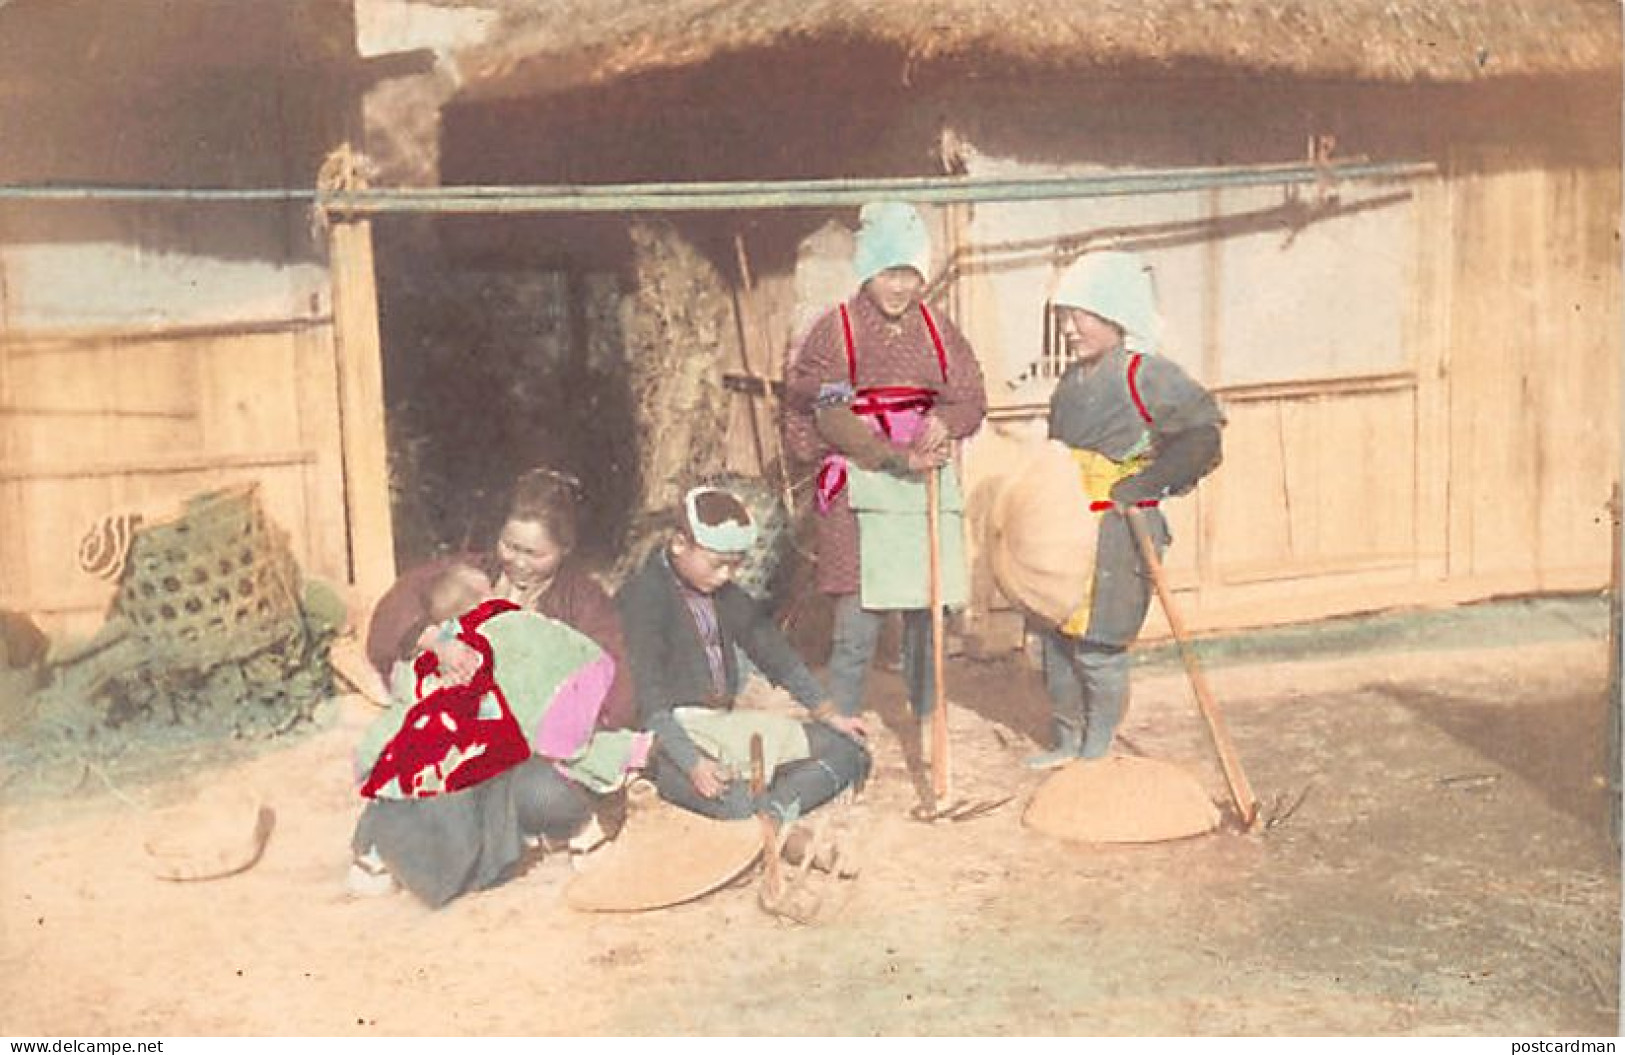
615 547 825 774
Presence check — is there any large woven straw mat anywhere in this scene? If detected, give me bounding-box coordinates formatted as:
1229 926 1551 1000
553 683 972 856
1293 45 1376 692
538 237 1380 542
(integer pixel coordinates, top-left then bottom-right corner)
566 795 762 912
1024 755 1220 844
988 439 1097 627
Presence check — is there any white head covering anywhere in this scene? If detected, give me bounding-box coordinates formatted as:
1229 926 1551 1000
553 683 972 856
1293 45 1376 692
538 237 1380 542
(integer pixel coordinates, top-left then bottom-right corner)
1053 250 1161 354
852 202 932 286
682 486 757 554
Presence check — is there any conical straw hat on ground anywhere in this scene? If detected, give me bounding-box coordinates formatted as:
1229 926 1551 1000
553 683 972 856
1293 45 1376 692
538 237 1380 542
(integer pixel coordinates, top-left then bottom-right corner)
566 797 762 912
1024 755 1220 844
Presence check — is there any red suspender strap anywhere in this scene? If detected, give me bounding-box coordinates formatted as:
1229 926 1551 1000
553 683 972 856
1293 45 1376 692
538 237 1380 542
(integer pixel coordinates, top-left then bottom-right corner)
838 304 858 387
841 302 949 388
1126 352 1154 426
1079 354 1160 515
918 304 950 383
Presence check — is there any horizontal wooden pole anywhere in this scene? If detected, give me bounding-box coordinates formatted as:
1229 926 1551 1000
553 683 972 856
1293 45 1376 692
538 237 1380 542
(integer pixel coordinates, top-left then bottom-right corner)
0 160 1438 215
986 370 1419 422
0 405 196 421
1215 370 1417 404
722 373 786 398
5 315 333 356
0 449 317 482
0 596 110 616
329 162 1440 214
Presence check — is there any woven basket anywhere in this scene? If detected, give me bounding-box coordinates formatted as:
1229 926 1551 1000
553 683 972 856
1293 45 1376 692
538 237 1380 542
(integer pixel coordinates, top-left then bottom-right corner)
114 485 304 673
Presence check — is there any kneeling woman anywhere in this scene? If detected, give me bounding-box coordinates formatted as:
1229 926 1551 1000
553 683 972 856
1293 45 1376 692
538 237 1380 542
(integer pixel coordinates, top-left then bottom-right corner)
616 486 871 821
351 469 645 907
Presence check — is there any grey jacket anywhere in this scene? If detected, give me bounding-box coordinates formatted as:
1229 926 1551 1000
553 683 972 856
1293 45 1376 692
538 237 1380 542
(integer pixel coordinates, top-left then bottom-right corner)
1049 346 1224 646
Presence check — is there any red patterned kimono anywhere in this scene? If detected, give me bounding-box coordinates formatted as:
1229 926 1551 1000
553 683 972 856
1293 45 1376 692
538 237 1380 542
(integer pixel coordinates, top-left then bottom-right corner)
785 293 987 594
360 599 531 799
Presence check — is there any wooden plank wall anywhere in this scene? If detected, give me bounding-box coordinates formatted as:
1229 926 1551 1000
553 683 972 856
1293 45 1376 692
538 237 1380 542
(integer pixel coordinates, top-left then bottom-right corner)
1207 379 1420 585
0 319 350 640
722 267 793 482
1446 160 1621 594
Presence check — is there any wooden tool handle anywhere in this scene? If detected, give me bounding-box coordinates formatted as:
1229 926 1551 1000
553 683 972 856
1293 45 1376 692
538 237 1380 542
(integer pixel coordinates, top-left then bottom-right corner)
927 470 950 802
749 733 766 795
1124 506 1259 829
750 733 783 895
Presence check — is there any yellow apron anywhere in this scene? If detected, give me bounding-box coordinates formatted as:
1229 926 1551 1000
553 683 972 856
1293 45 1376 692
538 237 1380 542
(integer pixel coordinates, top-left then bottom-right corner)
1056 449 1147 636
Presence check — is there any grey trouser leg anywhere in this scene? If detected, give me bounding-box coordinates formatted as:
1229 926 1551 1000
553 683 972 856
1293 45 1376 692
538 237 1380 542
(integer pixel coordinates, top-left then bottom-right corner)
1084 508 1165 648
653 722 872 821
898 608 936 719
1035 507 1165 759
827 594 881 718
1042 632 1130 758
1040 629 1087 744
829 594 936 718
760 723 872 819
1074 643 1130 758
652 755 757 819
510 757 595 841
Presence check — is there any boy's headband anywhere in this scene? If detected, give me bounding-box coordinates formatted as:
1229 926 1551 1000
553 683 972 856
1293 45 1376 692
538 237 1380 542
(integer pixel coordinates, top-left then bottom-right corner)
682 487 757 554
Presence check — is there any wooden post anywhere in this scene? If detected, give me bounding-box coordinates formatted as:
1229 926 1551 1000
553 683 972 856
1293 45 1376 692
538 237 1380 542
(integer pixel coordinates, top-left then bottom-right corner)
323 146 396 607
1608 484 1621 848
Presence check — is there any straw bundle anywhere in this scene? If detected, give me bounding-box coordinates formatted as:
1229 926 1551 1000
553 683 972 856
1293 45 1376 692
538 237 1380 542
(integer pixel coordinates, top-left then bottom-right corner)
612 221 737 584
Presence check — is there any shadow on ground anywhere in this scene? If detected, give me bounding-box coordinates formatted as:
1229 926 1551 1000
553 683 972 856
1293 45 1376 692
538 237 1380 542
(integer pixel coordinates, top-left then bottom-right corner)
1369 682 1610 828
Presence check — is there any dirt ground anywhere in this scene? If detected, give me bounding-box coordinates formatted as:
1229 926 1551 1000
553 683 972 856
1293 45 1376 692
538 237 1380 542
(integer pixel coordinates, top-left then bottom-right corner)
2 601 1619 1037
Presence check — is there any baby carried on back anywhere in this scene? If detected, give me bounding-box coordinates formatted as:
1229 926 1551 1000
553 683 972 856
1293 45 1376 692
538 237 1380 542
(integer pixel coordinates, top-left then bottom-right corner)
355 562 652 802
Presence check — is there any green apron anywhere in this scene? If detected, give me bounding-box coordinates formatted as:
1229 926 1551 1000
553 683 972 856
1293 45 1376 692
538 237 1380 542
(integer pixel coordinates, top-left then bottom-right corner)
847 462 968 610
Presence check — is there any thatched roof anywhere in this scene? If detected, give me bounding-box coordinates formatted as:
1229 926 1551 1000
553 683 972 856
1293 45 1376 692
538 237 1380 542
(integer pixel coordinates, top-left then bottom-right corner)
457 0 1622 100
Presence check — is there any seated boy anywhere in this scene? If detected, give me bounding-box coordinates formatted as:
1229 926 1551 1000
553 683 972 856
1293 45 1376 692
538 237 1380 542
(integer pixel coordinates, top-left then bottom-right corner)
616 485 871 822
